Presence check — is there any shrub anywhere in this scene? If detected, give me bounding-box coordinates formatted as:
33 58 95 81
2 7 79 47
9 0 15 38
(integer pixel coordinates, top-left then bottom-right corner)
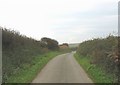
76 35 119 83
2 27 59 82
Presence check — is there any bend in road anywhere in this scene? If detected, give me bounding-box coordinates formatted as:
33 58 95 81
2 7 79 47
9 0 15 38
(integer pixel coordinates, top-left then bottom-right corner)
32 53 93 83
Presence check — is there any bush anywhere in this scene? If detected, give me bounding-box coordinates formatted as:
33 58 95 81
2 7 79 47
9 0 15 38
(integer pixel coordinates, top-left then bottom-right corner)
76 35 119 83
2 27 59 82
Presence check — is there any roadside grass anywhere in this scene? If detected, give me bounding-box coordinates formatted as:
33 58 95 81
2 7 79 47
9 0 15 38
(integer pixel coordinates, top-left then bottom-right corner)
6 51 64 83
74 53 113 83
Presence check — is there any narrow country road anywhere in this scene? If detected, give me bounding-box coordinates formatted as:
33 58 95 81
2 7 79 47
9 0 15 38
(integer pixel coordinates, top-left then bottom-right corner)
32 52 93 83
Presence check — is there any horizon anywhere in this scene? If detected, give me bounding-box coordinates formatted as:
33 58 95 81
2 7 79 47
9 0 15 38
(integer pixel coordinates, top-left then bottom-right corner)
1 27 118 45
0 0 118 44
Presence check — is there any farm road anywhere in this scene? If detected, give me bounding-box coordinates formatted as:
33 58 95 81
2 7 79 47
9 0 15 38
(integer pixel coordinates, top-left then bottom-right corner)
32 52 93 83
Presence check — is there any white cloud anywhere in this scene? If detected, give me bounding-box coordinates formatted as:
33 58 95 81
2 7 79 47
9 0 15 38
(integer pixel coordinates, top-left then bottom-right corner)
0 0 118 43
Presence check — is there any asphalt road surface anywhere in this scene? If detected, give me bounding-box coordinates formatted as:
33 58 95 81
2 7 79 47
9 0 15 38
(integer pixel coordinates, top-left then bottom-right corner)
32 52 93 83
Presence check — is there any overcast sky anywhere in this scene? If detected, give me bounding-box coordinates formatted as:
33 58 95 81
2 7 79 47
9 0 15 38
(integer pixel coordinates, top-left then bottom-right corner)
0 0 118 44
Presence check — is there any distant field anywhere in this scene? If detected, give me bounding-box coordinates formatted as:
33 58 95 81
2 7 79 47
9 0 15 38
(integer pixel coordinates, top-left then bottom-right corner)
68 43 79 48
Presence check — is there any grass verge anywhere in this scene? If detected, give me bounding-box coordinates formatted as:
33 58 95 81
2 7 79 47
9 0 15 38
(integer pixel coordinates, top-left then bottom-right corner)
6 51 64 83
74 53 113 83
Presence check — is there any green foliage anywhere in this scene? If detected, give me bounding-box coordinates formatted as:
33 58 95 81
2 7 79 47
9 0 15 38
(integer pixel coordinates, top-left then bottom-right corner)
41 37 59 50
70 47 77 51
76 35 118 83
2 27 60 83
74 54 114 83
6 51 61 83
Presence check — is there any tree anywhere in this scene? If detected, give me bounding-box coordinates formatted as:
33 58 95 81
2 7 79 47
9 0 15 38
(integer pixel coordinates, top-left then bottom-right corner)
41 37 59 50
62 43 69 47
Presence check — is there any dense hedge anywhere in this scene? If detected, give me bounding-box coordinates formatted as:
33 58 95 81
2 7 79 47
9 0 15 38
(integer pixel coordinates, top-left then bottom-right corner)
76 35 119 83
2 27 59 82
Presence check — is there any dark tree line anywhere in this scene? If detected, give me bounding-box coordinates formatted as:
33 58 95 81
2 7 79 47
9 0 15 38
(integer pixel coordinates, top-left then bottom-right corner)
2 27 59 82
41 37 59 51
